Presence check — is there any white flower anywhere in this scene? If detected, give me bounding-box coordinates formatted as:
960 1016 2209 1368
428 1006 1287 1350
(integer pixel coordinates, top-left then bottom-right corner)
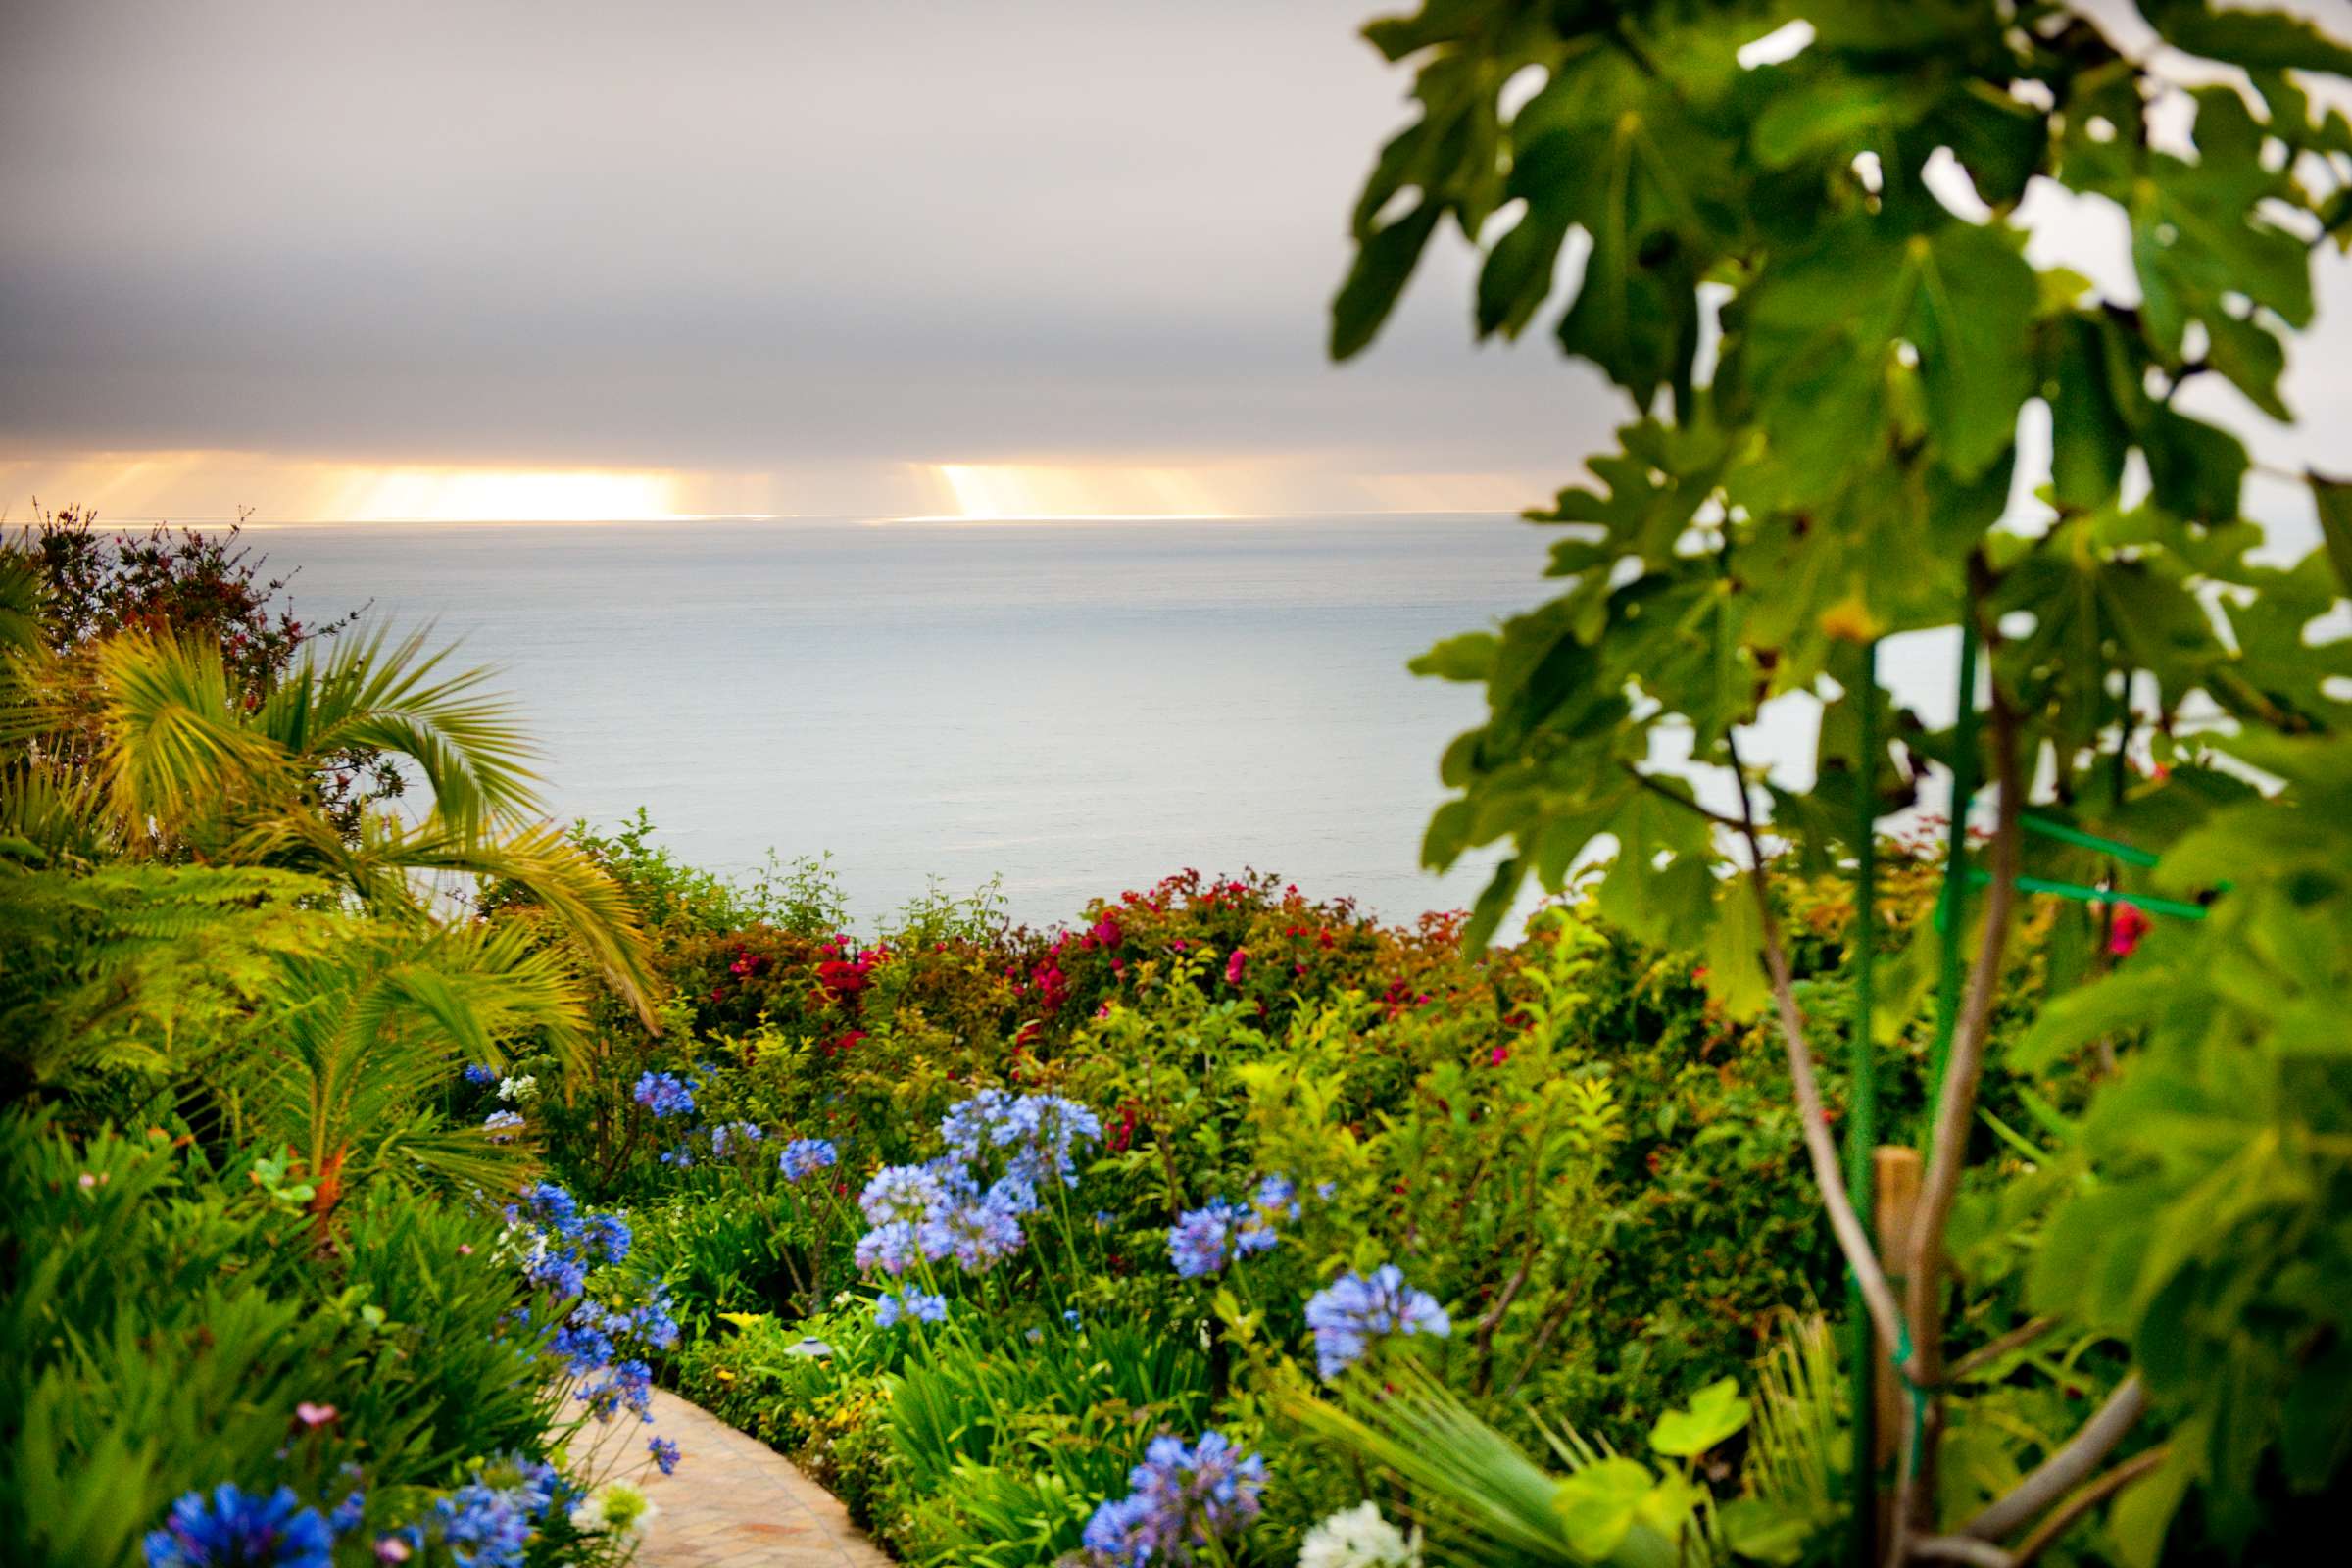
497 1073 539 1102
1298 1501 1421 1568
569 1480 656 1537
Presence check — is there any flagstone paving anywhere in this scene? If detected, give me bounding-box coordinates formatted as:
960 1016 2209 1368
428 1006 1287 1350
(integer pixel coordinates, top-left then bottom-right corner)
571 1388 893 1568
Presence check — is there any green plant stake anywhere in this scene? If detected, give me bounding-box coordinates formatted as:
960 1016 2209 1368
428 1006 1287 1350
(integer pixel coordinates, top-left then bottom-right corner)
1845 640 1881 1566
1928 620 1980 1111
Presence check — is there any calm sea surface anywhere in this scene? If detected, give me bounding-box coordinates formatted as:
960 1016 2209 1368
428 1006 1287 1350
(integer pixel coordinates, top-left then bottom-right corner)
253 515 1552 929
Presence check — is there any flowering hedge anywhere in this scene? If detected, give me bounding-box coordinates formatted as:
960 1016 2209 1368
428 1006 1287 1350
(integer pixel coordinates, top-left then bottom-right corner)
479 830 2073 1566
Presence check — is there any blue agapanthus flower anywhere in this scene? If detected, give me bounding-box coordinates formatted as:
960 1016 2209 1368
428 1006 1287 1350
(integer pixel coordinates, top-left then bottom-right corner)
873 1287 949 1327
858 1161 961 1226
144 1485 334 1568
940 1089 1102 1187
647 1436 682 1476
777 1137 839 1181
853 1218 922 1275
919 1191 1025 1272
1303 1264 1451 1380
481 1110 524 1143
581 1209 631 1265
1235 1173 1298 1257
1166 1200 1236 1278
1077 1428 1266 1567
429 1481 533 1568
708 1121 763 1157
327 1489 366 1534
1079 1492 1158 1567
631 1070 696 1119
463 1063 499 1087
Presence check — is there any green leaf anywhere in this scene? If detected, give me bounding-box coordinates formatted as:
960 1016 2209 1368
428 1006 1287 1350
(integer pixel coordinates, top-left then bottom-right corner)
1410 631 1501 682
2146 0 2352 76
2310 471 2352 597
1717 1497 1814 1565
1550 1456 1658 1559
1744 219 2036 480
1751 69 1935 170
1647 1376 1750 1457
2107 1436 2198 1568
2047 314 2132 508
1333 202 1442 360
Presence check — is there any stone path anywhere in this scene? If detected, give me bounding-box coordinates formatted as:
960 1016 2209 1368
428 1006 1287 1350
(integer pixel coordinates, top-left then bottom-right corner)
571 1388 894 1568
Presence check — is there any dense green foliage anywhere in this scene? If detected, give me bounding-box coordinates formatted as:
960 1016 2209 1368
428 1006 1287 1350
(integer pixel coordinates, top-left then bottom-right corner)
1332 0 2352 1561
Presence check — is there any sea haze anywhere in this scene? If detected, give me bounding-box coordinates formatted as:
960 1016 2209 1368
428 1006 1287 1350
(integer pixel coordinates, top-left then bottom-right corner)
256 514 1552 929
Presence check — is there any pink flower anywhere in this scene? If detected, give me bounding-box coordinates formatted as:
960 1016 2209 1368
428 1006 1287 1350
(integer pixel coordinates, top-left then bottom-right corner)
375 1539 413 1564
294 1401 337 1428
2107 903 2152 957
458 1243 473 1256
1489 1045 1509 1067
1225 949 1249 986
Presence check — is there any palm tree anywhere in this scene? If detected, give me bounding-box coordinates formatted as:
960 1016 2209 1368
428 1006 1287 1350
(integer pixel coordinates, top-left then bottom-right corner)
2 553 657 1218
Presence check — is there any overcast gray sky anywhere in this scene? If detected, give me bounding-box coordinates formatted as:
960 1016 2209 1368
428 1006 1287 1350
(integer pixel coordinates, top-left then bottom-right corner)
0 0 1618 517
4 0 2351 523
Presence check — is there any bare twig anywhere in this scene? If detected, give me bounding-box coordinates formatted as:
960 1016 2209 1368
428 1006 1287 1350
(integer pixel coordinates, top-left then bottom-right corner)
1911 1538 2015 1568
2009 1445 2169 1567
1963 1374 2149 1542
1722 730 1906 1355
1906 697 2025 1384
1890 694 2027 1554
1946 1315 2062 1383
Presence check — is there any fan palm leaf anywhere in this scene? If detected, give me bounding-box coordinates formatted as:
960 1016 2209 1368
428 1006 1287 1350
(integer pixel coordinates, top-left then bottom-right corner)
251 624 538 836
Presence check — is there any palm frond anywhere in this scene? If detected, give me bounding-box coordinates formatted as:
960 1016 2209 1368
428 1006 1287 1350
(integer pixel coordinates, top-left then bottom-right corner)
256 626 540 835
93 635 281 840
0 760 112 869
1746 1311 1845 1522
377 821 660 1028
1282 1365 1690 1568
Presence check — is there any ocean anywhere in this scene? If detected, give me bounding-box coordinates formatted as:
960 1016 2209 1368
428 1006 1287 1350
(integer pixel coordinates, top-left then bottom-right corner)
251 514 1554 930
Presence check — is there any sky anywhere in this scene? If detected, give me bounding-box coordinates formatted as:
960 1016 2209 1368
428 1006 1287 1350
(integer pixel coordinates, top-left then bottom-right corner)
0 0 1598 521
3 0 2352 525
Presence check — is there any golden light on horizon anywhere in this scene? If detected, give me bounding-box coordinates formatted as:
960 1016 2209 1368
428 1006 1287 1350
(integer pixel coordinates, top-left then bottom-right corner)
5 446 1550 525
927 463 1238 520
325 466 688 523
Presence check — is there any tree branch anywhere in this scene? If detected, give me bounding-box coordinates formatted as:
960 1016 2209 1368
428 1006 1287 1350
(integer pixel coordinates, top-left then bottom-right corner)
2009 1445 2168 1567
1904 693 2025 1389
1722 729 1906 1354
1963 1374 2149 1542
1946 1315 2062 1383
1911 1538 2014 1568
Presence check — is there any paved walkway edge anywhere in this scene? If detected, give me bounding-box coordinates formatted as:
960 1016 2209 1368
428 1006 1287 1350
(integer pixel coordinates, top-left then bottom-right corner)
570 1386 895 1568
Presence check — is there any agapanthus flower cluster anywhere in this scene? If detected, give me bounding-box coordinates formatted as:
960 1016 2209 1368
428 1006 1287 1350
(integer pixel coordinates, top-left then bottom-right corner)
481 1110 524 1144
707 1120 762 1158
646 1436 682 1476
919 1183 1027 1272
420 1455 570 1568
1079 1429 1266 1567
507 1180 630 1300
551 1288 678 1378
1167 1172 1299 1276
873 1287 949 1327
1167 1199 1239 1278
577 1358 656 1422
144 1483 334 1568
631 1070 696 1118
939 1089 1102 1187
777 1137 839 1181
1303 1265 1450 1380
462 1063 499 1088
495 1073 537 1102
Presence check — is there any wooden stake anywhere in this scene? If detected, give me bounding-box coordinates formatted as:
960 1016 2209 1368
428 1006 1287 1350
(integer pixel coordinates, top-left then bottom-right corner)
1873 1145 1923 1553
